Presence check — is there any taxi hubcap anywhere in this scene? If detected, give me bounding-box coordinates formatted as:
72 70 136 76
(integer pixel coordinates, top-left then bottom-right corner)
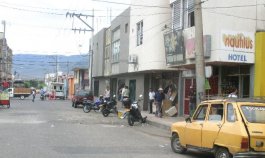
173 138 181 150
219 153 227 158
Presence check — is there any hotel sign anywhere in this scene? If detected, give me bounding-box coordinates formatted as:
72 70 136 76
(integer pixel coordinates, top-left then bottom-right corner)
221 30 255 52
220 30 255 63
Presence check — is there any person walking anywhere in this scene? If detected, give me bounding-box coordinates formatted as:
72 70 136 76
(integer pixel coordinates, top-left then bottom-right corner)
121 86 130 108
148 88 155 114
154 88 165 118
104 86 110 101
189 86 196 115
2 79 9 90
32 89 36 102
122 86 130 99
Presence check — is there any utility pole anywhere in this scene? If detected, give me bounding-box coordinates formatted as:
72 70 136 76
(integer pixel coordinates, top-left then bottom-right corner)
89 9 94 92
194 0 205 104
66 11 94 91
56 55 58 82
1 20 6 80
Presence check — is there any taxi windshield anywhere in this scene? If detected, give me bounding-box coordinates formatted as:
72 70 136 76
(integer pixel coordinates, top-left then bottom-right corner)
241 105 265 123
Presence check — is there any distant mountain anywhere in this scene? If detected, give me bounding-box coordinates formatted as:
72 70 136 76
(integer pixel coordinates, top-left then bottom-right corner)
12 54 89 80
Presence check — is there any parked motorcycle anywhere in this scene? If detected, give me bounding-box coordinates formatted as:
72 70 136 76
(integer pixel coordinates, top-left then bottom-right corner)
126 95 147 126
101 95 117 117
83 95 104 113
40 94 45 101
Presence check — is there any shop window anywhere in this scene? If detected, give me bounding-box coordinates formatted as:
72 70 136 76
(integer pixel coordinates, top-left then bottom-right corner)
188 11 194 27
227 103 236 122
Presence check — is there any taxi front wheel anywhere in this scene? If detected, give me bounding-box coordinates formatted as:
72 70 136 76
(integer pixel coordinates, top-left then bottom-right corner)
215 147 232 158
171 133 187 154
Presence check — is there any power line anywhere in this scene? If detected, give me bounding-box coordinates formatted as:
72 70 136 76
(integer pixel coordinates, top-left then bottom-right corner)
0 3 64 15
91 0 170 9
0 1 82 12
1 2 264 19
0 3 171 17
7 22 72 31
202 4 265 9
206 10 265 22
0 1 172 12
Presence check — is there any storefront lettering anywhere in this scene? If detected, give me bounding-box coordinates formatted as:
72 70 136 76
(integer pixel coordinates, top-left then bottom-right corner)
228 54 247 62
223 33 253 50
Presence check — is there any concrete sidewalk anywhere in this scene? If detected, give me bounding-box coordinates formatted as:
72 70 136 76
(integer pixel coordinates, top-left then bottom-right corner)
116 101 185 131
141 111 185 131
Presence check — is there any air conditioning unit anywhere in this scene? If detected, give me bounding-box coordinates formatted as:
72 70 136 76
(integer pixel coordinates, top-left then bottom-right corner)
128 54 137 64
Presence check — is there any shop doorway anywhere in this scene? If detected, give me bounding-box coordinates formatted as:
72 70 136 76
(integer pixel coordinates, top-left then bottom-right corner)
110 78 117 97
94 80 99 97
221 65 250 98
184 78 195 115
129 80 136 101
241 75 250 98
222 75 250 98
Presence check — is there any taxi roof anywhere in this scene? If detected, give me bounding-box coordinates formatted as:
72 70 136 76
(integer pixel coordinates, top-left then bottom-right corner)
201 97 265 104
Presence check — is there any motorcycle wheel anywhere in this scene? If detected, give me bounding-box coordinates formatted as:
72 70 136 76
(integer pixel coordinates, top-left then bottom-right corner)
102 109 109 117
128 114 134 126
83 105 91 113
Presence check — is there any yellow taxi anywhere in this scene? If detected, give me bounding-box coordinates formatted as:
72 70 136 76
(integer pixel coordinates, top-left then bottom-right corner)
170 98 265 158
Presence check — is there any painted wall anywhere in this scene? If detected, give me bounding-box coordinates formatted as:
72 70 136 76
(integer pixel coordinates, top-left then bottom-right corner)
129 0 172 72
92 28 106 77
68 77 74 99
170 0 264 66
98 78 107 96
254 32 265 97
111 7 130 74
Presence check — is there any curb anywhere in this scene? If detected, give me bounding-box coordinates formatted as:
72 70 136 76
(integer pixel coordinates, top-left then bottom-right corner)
146 119 171 131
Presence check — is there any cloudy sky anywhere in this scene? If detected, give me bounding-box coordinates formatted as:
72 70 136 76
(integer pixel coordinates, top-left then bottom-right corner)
0 0 131 55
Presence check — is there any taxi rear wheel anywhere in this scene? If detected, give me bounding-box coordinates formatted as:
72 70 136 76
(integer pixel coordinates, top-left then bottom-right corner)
215 147 232 158
171 133 186 154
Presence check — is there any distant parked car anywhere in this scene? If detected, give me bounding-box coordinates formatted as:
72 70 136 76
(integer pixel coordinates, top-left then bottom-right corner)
72 90 94 108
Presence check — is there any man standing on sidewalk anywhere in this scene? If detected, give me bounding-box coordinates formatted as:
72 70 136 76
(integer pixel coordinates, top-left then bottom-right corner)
154 88 165 118
2 79 9 90
32 89 36 102
148 88 155 114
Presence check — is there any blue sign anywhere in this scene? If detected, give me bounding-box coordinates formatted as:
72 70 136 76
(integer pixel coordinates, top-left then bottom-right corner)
228 54 247 62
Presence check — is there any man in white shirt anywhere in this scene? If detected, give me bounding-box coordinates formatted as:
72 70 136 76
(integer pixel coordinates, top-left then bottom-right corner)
104 86 110 101
228 89 238 98
149 88 155 114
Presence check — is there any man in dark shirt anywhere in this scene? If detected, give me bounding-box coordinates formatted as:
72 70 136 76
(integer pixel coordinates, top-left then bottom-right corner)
189 86 196 115
154 88 165 118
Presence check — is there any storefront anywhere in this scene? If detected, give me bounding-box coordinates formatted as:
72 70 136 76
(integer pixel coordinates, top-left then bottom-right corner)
179 30 255 115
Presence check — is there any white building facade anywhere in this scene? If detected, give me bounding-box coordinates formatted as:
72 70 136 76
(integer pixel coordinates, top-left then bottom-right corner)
91 0 265 116
169 0 265 115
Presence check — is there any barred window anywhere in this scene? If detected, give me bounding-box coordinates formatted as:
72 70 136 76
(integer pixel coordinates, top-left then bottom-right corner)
136 21 143 46
172 0 183 30
112 27 120 63
172 0 195 30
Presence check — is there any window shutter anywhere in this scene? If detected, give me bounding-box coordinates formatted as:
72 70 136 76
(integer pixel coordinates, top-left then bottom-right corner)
188 0 194 12
172 0 183 30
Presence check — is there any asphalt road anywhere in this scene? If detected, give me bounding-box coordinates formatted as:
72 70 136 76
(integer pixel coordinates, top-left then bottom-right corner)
0 96 214 158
